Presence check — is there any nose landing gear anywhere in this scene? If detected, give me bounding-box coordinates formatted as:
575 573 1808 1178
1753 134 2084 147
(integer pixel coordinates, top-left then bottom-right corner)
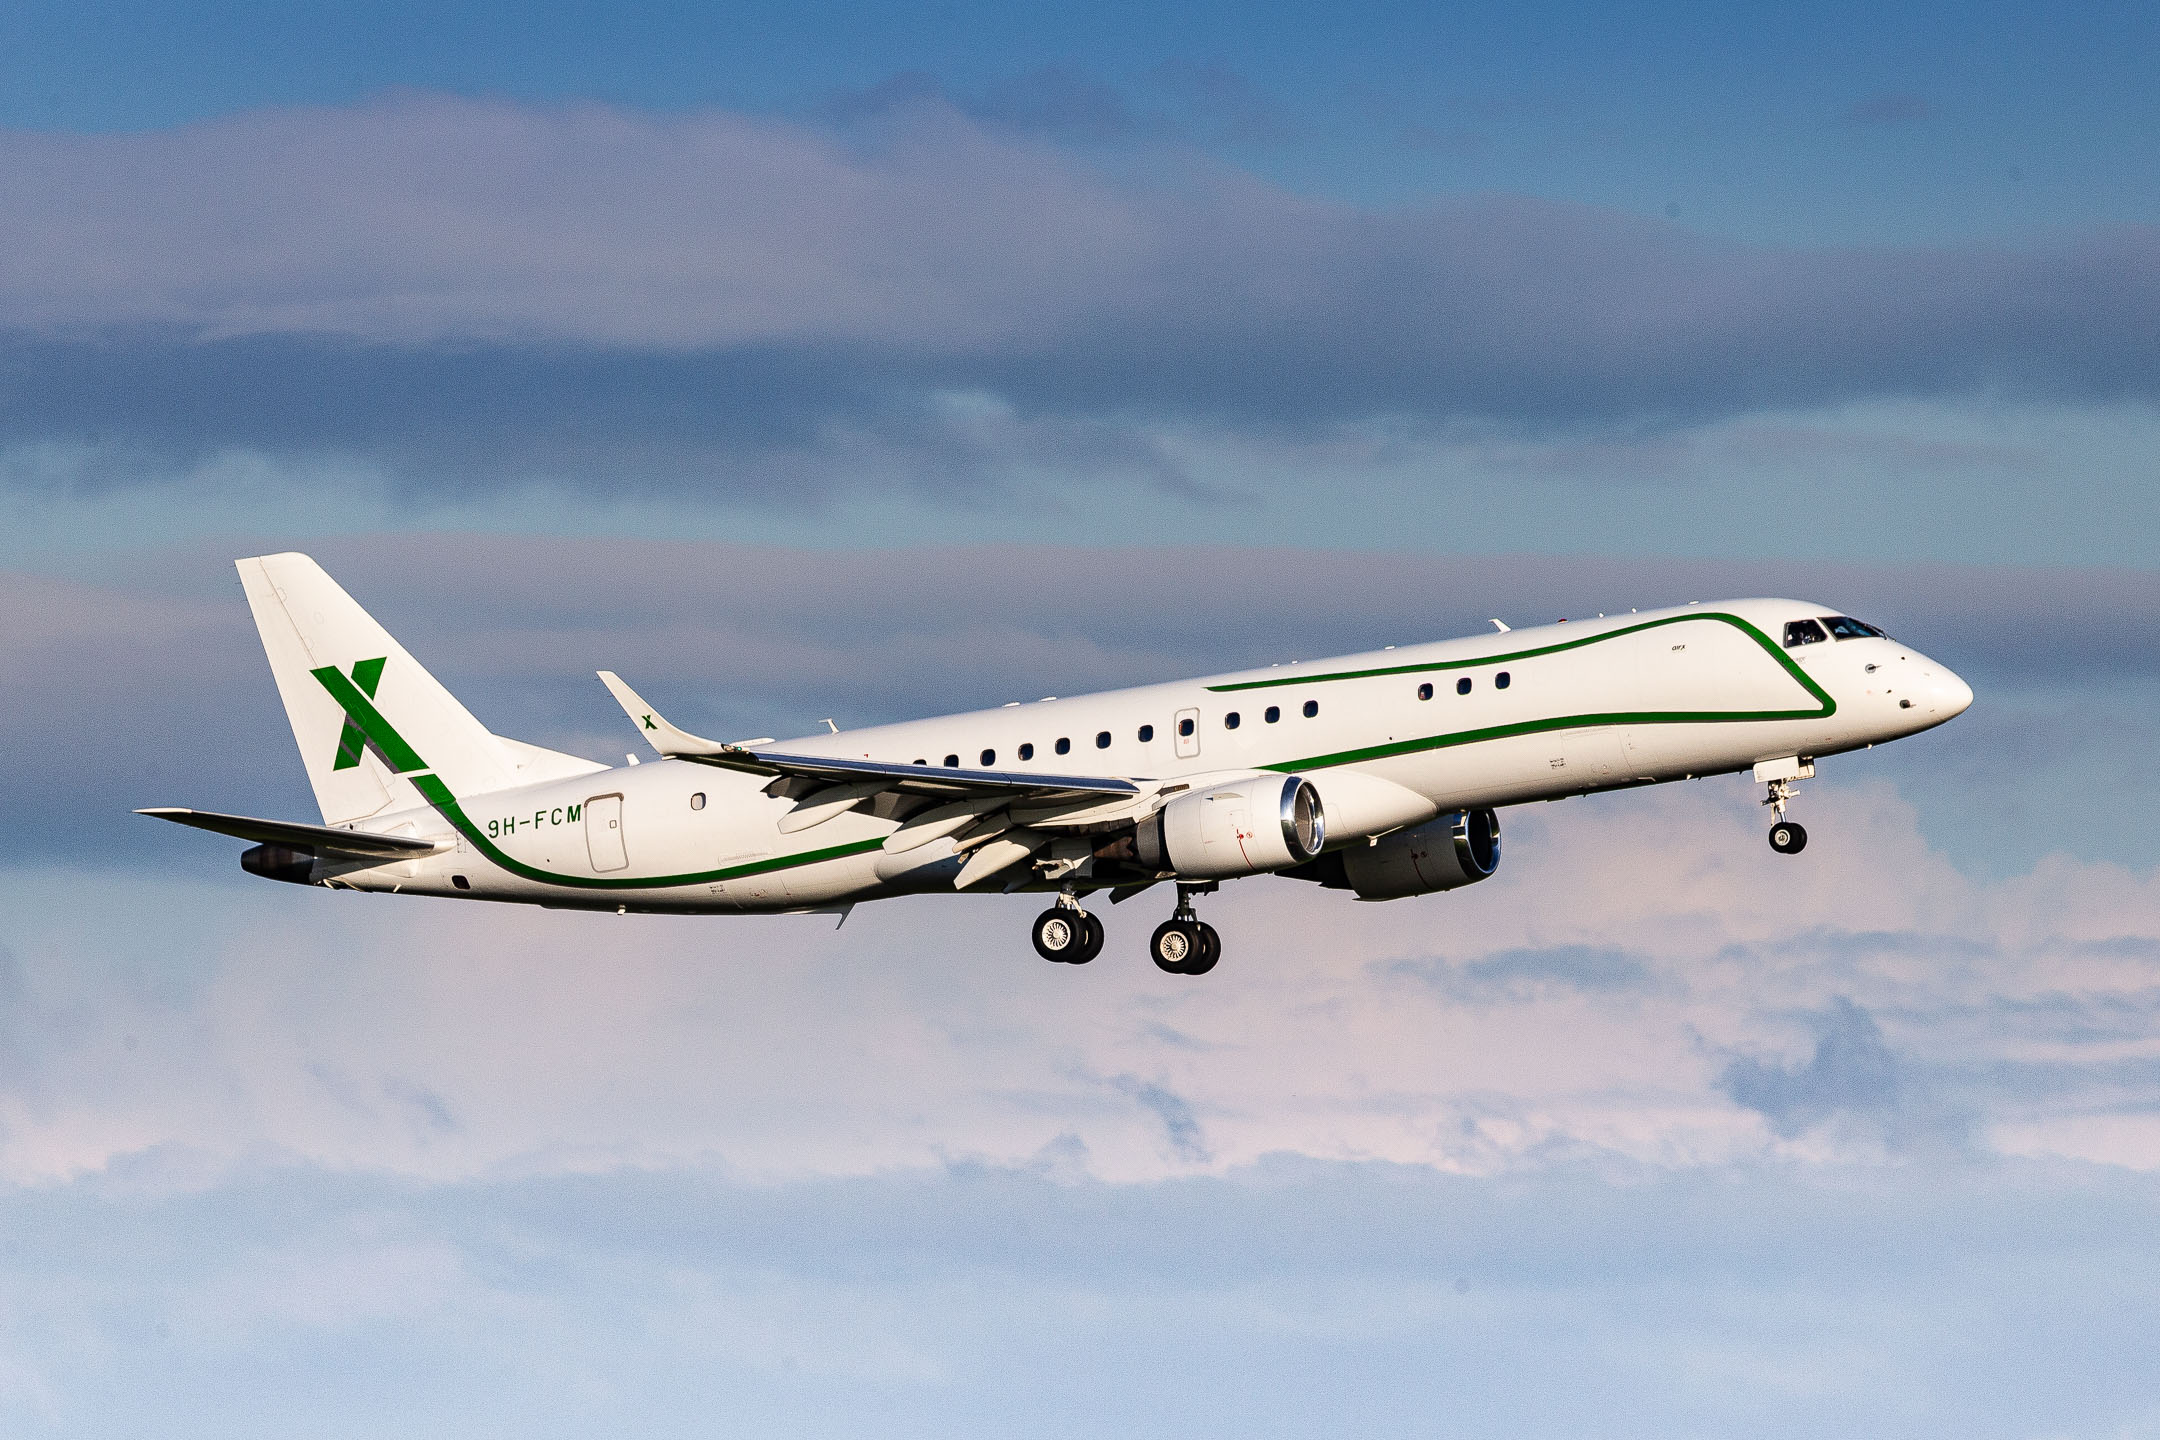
1150 884 1220 975
1757 757 1814 855
1031 894 1104 964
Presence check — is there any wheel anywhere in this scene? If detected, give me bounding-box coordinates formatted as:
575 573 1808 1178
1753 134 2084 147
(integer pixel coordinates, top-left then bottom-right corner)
1033 907 1089 962
1150 919 1202 973
1768 821 1808 855
1184 922 1220 975
1074 912 1105 965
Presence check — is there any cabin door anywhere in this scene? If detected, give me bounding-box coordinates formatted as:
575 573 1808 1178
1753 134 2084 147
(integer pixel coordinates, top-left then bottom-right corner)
584 793 629 872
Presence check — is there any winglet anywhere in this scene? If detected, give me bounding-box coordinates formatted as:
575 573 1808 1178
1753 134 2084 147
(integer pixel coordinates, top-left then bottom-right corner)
596 672 739 760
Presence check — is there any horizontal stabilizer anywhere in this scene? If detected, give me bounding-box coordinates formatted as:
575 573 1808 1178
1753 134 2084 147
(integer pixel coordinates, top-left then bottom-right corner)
136 808 448 860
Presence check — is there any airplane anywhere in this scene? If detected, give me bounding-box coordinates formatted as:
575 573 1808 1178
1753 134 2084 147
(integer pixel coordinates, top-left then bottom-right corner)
143 554 1973 975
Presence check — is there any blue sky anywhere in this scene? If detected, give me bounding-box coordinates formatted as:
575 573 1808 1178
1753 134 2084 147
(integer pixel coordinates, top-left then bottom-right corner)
5 4 2160 1436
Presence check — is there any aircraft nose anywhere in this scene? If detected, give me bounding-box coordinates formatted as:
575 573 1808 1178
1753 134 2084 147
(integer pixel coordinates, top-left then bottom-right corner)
1931 665 1974 718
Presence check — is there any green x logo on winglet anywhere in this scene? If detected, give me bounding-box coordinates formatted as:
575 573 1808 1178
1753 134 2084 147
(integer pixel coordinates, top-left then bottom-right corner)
330 657 388 770
642 713 657 731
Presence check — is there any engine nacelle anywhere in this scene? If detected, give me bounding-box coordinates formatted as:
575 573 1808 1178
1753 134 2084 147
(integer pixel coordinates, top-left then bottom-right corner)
1283 808 1500 900
241 843 318 885
1135 775 1326 880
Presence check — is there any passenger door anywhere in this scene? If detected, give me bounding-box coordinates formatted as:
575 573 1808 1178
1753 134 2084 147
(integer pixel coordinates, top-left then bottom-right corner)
584 793 628 872
1174 707 1201 759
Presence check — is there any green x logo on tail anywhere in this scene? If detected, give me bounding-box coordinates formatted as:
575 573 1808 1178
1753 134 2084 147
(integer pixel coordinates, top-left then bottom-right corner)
330 657 388 770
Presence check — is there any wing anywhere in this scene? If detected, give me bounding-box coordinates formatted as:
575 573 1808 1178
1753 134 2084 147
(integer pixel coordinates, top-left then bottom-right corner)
137 807 448 861
596 671 1138 803
597 672 1152 888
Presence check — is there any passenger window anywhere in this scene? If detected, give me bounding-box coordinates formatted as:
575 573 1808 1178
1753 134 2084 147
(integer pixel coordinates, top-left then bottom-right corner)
690 792 705 811
1783 619 1829 647
1418 682 1433 700
1137 724 1154 742
1496 672 1511 689
1225 712 1241 730
1019 742 1034 761
1056 737 1071 755
1303 700 1318 718
1457 677 1472 695
1264 706 1280 723
1178 717 1195 737
944 754 960 767
1095 731 1111 749
980 749 996 767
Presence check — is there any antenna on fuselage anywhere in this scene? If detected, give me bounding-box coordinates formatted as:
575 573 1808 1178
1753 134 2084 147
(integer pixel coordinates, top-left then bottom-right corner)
1489 619 1511 633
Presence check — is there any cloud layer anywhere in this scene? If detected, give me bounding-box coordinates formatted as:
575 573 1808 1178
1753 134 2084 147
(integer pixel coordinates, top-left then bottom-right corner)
4 93 2158 495
10 772 2160 1187
10 1155 2160 1440
9 738 2160 1437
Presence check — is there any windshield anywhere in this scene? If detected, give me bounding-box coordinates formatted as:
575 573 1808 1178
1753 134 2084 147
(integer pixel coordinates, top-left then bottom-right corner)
1783 619 1828 647
1821 615 1890 640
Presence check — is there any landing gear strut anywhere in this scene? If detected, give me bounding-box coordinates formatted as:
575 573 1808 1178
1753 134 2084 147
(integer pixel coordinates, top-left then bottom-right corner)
1150 883 1221 975
1763 776 1808 855
1031 893 1103 964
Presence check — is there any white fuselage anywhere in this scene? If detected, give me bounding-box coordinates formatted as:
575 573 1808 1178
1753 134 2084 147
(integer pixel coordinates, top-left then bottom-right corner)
324 599 1972 912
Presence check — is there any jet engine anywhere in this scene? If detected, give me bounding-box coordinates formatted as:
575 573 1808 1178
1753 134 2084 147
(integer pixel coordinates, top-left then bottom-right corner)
1134 775 1326 880
1282 807 1501 900
241 843 318 885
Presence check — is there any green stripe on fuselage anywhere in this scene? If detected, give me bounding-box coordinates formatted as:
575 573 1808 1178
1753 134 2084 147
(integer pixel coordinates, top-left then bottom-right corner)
310 667 884 891
1209 612 1827 696
312 610 1830 889
409 773 883 891
1213 612 1834 772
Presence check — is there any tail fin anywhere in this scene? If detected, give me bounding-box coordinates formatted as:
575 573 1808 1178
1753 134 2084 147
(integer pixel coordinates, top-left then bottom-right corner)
237 553 591 824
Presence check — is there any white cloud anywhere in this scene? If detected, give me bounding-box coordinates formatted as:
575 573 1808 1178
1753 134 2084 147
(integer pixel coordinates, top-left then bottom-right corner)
7 777 2159 1190
0 95 1161 349
3 95 2156 432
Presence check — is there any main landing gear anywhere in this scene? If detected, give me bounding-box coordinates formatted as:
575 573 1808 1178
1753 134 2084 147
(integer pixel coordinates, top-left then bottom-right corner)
1031 895 1104 964
1149 884 1220 976
1032 883 1221 974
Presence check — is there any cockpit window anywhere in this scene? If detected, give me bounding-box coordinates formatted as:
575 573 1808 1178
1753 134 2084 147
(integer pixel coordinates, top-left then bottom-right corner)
1783 619 1829 648
1822 615 1889 640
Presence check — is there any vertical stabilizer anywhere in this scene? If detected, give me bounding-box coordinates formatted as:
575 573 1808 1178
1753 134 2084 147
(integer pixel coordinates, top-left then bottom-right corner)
237 554 522 823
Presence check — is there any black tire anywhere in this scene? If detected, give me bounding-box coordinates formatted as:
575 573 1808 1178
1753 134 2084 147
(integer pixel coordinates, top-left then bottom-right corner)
1768 821 1808 855
1032 907 1087 962
1184 922 1221 975
1073 912 1105 965
1151 919 1202 973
